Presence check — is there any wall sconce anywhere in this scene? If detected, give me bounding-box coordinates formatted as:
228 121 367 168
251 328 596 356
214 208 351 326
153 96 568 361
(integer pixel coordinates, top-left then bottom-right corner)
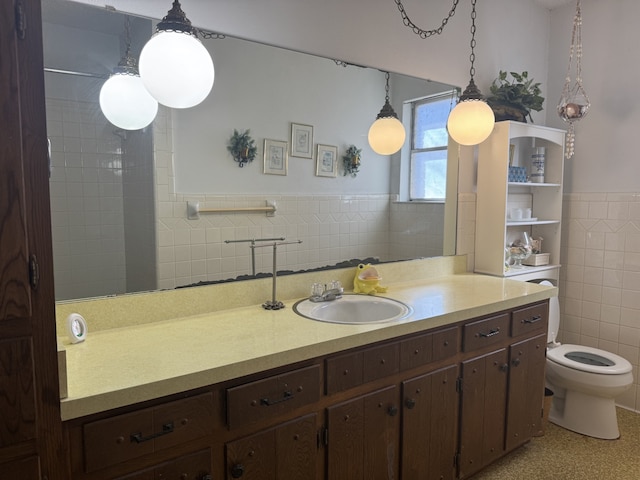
368 72 406 155
139 1 214 108
343 145 362 177
99 16 158 130
446 0 495 146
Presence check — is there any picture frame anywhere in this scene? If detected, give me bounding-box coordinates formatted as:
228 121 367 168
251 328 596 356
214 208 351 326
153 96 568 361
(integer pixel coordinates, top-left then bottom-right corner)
315 144 338 178
290 122 314 158
263 139 288 176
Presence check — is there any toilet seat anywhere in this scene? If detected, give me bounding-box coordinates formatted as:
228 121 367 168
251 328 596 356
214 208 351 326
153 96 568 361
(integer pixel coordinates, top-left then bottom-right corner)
547 344 632 375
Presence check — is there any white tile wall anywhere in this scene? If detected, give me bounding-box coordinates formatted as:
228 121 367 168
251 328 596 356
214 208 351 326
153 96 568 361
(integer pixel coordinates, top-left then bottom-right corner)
47 98 128 300
560 193 640 412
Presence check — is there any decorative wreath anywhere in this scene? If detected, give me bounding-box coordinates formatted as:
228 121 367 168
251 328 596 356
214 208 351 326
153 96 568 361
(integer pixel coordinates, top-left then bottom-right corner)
227 129 257 167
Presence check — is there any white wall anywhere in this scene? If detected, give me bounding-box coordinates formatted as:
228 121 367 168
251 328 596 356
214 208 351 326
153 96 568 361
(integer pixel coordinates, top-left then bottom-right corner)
546 0 640 412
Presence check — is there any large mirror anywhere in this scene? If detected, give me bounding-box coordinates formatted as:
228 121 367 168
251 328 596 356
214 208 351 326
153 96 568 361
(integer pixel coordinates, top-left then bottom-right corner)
42 0 460 302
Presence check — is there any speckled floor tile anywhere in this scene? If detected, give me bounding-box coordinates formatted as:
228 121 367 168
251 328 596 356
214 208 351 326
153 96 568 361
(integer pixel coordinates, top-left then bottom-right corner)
472 408 640 479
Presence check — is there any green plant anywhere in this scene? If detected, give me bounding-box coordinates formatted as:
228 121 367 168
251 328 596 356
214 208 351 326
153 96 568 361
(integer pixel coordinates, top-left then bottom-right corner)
343 145 362 177
486 71 544 122
227 129 257 167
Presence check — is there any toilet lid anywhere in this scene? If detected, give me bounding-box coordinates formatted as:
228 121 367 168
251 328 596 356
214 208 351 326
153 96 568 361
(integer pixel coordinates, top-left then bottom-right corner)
547 344 632 375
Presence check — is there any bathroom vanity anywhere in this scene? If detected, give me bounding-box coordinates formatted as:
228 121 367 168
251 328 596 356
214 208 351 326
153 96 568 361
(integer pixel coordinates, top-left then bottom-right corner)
57 261 553 479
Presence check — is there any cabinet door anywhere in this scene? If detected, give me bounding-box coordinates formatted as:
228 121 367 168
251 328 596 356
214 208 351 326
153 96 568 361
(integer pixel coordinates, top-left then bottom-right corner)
225 414 318 480
459 349 508 479
0 0 64 477
327 386 400 480
401 364 458 480
505 333 546 450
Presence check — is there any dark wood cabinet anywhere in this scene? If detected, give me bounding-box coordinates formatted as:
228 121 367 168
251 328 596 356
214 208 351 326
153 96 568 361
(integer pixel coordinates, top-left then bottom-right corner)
62 303 548 480
116 449 212 479
225 413 319 480
459 305 548 479
505 333 547 449
327 386 400 480
401 364 459 480
459 349 509 478
0 0 65 477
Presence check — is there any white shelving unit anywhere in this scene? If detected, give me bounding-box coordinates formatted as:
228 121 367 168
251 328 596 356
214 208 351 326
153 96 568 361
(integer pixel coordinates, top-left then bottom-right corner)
474 121 565 281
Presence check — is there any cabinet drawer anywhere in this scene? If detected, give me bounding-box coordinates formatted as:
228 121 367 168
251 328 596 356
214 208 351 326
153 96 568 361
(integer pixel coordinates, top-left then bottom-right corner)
83 392 214 473
363 342 399 383
227 365 321 429
463 313 510 352
511 302 548 337
326 351 364 395
432 326 460 361
400 327 459 371
400 332 433 371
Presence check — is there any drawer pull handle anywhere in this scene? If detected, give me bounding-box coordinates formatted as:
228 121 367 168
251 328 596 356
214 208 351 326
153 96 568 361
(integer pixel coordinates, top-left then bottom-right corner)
130 422 174 443
478 328 501 338
260 390 293 406
523 315 542 324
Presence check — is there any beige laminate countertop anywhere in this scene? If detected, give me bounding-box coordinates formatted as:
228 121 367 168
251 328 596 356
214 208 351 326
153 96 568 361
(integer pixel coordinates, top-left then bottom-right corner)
59 273 556 421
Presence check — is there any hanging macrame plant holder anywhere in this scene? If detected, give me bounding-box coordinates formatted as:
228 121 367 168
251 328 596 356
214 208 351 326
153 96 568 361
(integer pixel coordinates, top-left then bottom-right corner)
557 0 590 159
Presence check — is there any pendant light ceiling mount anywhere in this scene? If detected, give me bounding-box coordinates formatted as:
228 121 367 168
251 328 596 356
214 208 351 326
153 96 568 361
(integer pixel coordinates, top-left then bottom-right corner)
155 0 197 35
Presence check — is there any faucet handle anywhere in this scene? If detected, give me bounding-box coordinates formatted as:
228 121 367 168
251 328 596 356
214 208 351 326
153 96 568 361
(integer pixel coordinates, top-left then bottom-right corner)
311 283 324 297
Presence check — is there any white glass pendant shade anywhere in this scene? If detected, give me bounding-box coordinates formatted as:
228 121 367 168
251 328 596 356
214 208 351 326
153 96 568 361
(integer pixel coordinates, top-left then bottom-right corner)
139 31 214 109
99 73 158 130
368 117 406 155
447 99 495 146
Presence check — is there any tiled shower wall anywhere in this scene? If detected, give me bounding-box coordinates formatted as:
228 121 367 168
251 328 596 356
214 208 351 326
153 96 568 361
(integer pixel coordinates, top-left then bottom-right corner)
560 193 640 412
47 98 128 300
47 97 156 300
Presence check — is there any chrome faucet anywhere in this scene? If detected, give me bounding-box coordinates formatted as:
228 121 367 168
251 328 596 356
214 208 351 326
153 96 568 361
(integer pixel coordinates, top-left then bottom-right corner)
309 282 343 302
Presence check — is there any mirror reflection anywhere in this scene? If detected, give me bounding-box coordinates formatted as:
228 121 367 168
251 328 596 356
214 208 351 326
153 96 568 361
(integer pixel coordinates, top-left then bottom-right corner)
42 0 459 302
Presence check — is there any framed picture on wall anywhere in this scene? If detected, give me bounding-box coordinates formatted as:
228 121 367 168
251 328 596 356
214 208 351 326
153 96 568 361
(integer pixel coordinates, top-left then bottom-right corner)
315 144 338 177
290 122 314 158
263 139 288 175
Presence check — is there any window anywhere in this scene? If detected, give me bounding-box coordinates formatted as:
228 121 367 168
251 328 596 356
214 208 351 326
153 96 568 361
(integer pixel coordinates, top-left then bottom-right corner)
408 91 455 201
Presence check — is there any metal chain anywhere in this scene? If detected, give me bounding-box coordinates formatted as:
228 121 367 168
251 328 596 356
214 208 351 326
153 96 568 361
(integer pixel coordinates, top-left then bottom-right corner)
198 30 226 40
469 0 477 79
394 0 460 39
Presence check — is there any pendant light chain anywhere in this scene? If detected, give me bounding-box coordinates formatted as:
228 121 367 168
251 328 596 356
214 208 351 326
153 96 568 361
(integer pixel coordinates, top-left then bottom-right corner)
385 71 391 102
116 16 138 76
468 0 477 81
394 0 460 38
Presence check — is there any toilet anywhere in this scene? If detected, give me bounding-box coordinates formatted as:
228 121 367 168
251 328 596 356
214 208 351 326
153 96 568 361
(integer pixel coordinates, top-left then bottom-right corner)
542 281 634 439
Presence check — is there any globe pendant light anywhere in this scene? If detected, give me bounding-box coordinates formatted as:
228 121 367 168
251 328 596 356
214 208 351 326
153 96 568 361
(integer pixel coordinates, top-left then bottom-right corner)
368 72 406 155
446 0 495 146
99 17 158 130
139 1 214 109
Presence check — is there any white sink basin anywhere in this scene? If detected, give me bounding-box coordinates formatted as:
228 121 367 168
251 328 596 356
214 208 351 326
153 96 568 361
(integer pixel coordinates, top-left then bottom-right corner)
293 294 412 324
